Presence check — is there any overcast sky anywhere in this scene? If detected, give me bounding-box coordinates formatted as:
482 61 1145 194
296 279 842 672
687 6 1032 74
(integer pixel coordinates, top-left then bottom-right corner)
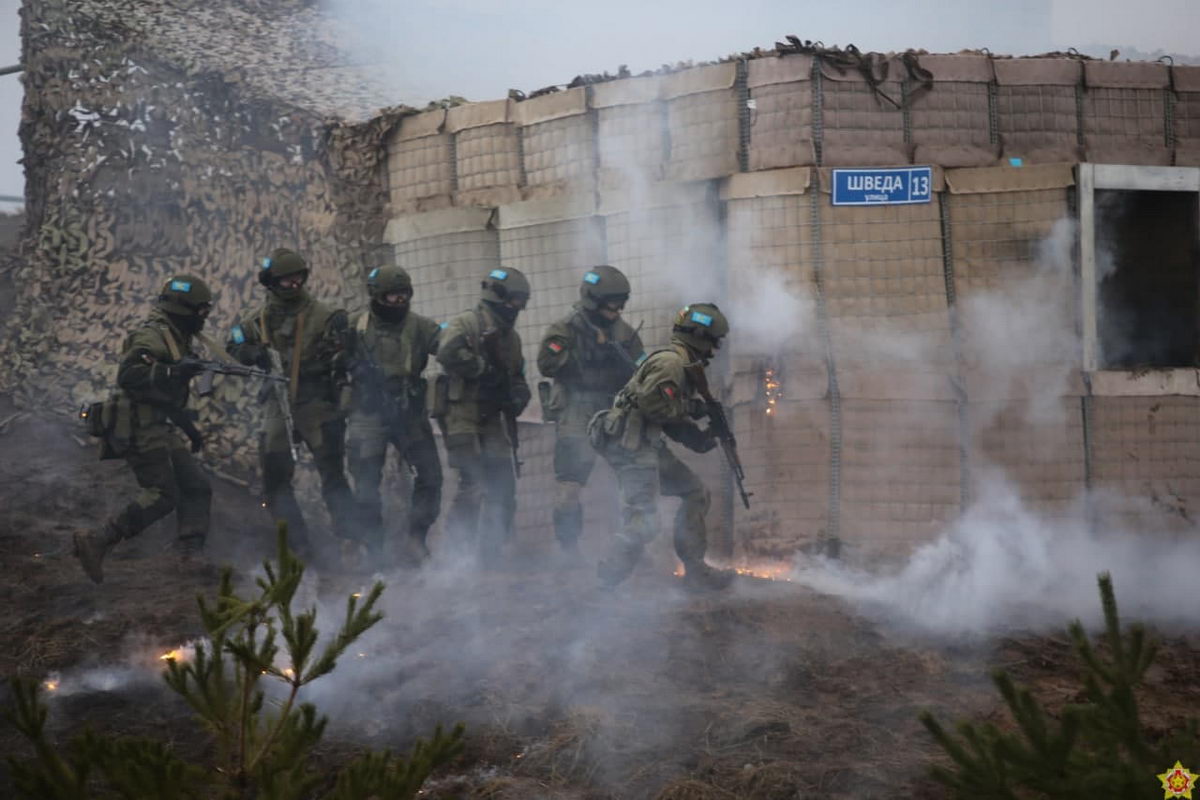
1 0 1197 211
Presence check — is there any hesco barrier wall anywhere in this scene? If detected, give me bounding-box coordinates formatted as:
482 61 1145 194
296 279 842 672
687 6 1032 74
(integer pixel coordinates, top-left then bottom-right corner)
8 20 1200 563
383 50 1200 564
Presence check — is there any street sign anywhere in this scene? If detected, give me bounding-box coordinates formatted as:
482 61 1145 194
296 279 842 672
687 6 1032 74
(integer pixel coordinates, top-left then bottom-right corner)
831 166 933 206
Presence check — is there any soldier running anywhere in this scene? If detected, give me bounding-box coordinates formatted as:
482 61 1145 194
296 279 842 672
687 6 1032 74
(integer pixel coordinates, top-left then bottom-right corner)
225 248 354 560
73 275 216 582
434 267 532 563
537 266 644 557
342 265 443 568
587 302 736 592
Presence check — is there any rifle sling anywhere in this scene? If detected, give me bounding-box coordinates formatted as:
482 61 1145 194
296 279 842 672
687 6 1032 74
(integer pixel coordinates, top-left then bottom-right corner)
259 307 306 405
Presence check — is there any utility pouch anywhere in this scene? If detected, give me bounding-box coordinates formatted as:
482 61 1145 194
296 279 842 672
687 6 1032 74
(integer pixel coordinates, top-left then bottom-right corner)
619 409 643 451
88 396 134 460
408 377 428 413
81 401 106 438
447 374 465 402
428 374 450 419
538 380 567 423
586 410 610 450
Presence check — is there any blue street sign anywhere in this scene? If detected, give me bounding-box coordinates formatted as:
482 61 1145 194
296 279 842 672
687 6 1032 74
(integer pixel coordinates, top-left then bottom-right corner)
831 166 933 206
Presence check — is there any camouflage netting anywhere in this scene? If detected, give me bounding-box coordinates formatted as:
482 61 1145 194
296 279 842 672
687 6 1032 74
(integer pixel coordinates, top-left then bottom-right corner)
10 9 1200 562
4 0 405 487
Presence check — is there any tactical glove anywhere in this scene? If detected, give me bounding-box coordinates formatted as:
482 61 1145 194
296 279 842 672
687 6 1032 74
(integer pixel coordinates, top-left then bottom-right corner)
663 420 717 453
173 358 208 382
685 397 708 420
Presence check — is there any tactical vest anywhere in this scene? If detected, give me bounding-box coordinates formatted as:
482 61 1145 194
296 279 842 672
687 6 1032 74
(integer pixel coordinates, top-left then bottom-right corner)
565 310 640 396
255 295 339 404
445 306 521 411
605 344 691 450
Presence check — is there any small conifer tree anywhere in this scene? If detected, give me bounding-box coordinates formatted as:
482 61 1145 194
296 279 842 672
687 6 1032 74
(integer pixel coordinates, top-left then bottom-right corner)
4 524 464 800
920 573 1199 800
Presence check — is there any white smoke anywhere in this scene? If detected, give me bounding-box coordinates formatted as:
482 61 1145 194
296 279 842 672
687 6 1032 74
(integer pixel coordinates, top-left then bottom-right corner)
791 474 1200 635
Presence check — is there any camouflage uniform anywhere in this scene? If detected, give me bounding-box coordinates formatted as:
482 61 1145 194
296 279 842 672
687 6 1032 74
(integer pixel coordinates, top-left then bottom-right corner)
73 276 215 583
226 250 353 554
435 268 532 560
537 275 644 552
588 303 733 591
344 266 443 565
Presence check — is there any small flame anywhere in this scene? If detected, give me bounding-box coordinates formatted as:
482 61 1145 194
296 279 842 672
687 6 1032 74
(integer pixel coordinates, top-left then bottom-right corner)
43 677 59 692
357 652 366 659
763 366 783 416
282 667 295 678
351 592 361 599
733 562 794 582
159 648 185 662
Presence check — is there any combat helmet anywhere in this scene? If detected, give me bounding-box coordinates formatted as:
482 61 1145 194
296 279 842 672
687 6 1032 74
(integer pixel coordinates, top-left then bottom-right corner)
257 248 308 288
157 274 214 334
481 267 530 304
367 265 413 322
671 302 729 358
579 265 630 312
366 265 413 299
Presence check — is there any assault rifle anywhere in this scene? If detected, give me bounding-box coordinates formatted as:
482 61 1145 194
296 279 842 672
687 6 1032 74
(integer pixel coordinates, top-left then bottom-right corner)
263 349 301 462
481 327 523 479
349 349 421 430
180 357 286 398
687 365 753 510
574 312 643 374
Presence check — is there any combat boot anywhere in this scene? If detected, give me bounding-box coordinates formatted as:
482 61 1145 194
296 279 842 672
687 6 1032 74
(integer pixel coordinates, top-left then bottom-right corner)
73 523 124 584
681 561 735 593
596 538 643 589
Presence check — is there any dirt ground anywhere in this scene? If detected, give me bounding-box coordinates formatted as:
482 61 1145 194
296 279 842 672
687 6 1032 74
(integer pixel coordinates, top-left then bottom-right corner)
2 395 1198 799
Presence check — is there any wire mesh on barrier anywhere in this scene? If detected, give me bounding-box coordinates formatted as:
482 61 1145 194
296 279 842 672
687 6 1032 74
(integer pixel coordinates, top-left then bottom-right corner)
746 55 815 171
385 115 454 212
993 58 1081 163
664 63 740 182
1081 61 1171 165
817 58 907 166
909 54 997 167
819 193 952 373
1090 395 1200 533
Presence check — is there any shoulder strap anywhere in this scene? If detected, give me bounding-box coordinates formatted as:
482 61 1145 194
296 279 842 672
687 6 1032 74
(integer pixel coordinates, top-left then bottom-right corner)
258 308 270 347
355 311 371 334
159 324 182 362
289 309 307 404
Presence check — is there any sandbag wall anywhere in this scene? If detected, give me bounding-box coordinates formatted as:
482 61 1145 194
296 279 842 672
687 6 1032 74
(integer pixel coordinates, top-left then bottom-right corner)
381 50 1200 563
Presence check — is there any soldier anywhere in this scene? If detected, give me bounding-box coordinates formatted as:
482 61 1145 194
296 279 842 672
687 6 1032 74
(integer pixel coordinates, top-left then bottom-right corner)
587 302 735 592
73 275 216 583
226 248 354 559
343 265 443 567
434 267 532 562
537 266 644 556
